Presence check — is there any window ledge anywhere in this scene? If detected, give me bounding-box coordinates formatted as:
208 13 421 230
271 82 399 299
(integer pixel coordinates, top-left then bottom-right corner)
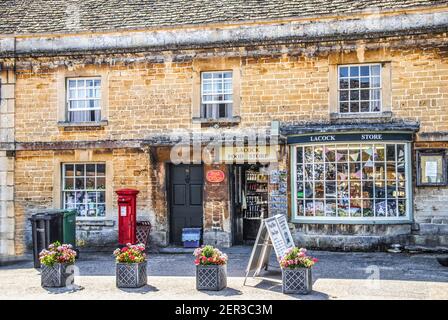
330 111 392 120
192 116 241 123
58 120 108 129
192 116 241 125
76 219 115 227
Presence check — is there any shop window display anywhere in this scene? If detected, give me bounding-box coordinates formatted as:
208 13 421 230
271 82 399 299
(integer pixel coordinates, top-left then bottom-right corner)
294 143 408 219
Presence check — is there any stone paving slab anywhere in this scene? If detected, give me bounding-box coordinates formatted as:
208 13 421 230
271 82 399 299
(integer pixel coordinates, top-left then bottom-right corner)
0 248 447 300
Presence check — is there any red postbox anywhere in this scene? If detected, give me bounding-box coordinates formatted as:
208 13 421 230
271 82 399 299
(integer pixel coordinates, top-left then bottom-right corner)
116 189 139 245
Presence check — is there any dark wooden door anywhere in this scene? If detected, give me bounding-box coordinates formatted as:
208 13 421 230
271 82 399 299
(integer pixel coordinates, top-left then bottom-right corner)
169 164 204 244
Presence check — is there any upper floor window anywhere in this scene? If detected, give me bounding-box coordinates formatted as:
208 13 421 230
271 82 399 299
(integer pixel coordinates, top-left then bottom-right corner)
338 64 381 114
201 71 232 119
67 78 101 122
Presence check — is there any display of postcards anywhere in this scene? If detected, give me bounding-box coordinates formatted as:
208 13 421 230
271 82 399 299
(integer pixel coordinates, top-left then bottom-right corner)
305 200 315 216
304 146 313 162
325 163 337 180
278 182 287 194
315 201 325 216
297 147 303 163
297 201 305 216
313 164 324 180
314 146 324 162
325 200 337 216
387 200 397 217
305 164 313 180
325 181 337 198
314 181 325 198
375 200 387 217
270 170 280 183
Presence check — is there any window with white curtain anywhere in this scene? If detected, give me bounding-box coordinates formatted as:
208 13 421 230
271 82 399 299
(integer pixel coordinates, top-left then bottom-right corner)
201 71 233 119
67 78 101 122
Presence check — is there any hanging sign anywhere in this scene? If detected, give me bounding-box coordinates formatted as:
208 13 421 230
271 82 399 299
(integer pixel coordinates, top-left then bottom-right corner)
243 214 295 285
206 169 225 183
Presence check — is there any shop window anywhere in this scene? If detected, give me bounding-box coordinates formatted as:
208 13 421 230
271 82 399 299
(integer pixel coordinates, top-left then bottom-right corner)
66 78 101 122
62 163 106 218
293 143 410 220
201 71 233 119
416 151 447 186
338 64 381 114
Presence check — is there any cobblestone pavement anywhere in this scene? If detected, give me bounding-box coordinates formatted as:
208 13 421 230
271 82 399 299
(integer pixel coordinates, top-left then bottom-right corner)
0 247 447 300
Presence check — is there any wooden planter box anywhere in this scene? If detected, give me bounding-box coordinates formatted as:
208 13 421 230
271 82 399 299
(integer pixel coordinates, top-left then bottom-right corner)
196 264 227 291
41 263 74 288
282 268 312 294
116 261 147 288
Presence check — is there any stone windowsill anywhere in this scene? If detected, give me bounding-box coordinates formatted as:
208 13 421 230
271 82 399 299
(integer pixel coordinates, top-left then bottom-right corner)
57 120 108 129
76 219 115 227
192 116 241 125
330 111 392 120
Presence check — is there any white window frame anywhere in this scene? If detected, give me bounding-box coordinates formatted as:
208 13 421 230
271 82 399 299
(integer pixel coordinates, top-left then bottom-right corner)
337 64 382 114
66 77 101 122
200 71 233 119
291 141 413 224
62 163 106 219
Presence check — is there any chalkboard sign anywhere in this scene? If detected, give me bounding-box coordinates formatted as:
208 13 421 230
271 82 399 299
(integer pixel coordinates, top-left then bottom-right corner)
244 214 295 285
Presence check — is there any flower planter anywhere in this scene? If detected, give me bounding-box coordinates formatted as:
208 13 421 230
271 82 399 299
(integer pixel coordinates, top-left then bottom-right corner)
116 261 147 288
41 263 74 288
282 268 312 294
196 264 227 291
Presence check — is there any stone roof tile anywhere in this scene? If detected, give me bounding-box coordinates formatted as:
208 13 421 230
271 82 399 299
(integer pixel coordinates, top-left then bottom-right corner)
0 0 447 35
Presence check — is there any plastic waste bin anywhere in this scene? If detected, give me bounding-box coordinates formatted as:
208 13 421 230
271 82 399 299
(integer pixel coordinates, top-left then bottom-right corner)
62 209 77 248
182 228 202 248
29 211 63 268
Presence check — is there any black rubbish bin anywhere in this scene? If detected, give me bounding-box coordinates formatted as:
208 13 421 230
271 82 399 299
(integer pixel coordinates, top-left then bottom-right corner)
29 211 63 268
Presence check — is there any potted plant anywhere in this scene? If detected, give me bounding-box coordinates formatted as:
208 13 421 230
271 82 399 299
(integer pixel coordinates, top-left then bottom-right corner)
194 245 228 291
39 241 77 288
114 243 147 288
279 247 318 294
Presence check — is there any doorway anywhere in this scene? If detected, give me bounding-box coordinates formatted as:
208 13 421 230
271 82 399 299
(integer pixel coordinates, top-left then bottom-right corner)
169 164 204 245
230 163 269 245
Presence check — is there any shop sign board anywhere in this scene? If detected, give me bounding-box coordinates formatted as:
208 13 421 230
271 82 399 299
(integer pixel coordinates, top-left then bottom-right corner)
287 132 413 144
218 146 277 163
206 169 225 183
243 214 294 285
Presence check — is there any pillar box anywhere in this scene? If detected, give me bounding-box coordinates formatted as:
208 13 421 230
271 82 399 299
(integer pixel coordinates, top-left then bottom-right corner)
116 189 139 245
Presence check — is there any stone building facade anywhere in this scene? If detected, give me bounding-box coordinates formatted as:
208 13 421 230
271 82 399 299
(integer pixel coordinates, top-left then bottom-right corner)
1 1 448 256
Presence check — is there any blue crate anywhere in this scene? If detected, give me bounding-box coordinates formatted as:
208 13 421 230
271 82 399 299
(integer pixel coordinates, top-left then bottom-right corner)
182 228 202 248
